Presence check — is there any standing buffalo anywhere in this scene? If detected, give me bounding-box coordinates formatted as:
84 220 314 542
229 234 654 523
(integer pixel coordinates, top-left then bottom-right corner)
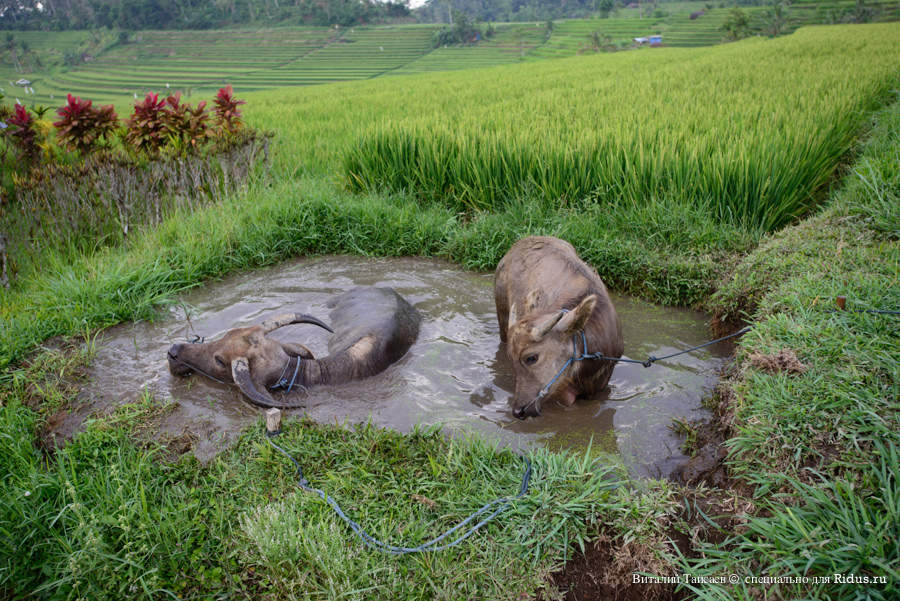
167 286 420 408
494 236 623 419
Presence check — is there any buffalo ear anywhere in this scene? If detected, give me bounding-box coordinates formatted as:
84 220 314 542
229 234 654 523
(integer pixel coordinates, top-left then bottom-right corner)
279 341 314 359
555 295 598 334
530 311 565 341
231 357 278 408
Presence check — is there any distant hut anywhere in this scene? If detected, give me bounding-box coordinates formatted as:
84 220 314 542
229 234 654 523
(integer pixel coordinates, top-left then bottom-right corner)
649 35 662 47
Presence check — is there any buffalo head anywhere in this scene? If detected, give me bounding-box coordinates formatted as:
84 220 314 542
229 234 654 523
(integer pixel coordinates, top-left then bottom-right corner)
167 313 332 406
505 295 598 418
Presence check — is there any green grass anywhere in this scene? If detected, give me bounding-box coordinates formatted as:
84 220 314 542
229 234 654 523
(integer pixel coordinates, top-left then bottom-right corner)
683 95 900 600
708 98 900 484
1 361 682 600
344 24 900 231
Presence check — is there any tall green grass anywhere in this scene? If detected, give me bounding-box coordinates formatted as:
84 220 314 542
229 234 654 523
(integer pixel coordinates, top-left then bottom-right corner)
0 381 650 600
0 176 754 372
685 96 900 600
344 24 900 230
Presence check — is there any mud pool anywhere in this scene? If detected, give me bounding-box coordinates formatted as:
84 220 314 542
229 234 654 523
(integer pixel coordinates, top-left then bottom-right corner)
76 256 731 477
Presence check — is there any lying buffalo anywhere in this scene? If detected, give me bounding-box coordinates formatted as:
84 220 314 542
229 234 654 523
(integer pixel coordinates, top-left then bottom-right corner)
167 286 420 408
494 236 623 419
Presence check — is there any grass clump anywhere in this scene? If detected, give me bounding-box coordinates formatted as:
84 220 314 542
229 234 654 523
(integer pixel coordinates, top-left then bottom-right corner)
1 368 678 600
344 25 900 231
686 95 900 600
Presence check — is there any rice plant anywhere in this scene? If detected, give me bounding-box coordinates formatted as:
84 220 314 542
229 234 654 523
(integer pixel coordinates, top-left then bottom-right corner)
343 24 900 231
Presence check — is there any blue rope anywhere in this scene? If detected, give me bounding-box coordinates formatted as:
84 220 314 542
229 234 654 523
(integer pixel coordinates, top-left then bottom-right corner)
828 309 900 315
584 326 754 368
270 356 303 393
531 320 753 407
265 431 532 554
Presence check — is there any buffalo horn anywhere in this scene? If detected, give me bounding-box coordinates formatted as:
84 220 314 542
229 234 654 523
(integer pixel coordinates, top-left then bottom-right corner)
508 303 518 332
261 313 334 334
231 357 278 407
231 358 307 409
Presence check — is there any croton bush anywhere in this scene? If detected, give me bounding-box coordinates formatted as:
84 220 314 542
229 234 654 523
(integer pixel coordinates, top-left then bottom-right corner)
0 86 269 282
0 86 253 169
53 94 119 155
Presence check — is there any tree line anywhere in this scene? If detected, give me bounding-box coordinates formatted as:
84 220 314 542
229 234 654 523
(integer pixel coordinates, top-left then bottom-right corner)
0 0 687 30
416 0 597 23
0 0 411 30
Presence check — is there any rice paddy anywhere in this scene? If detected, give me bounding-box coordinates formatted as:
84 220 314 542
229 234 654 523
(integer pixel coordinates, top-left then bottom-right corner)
3 8 900 599
8 0 900 110
343 24 900 230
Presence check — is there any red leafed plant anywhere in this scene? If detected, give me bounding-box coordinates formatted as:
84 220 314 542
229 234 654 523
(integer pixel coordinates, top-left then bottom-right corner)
125 92 169 155
163 93 211 151
212 85 245 135
7 103 41 164
53 94 119 155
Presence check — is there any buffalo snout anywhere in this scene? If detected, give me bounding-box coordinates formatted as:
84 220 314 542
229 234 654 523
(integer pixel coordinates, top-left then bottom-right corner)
512 402 540 420
167 343 193 376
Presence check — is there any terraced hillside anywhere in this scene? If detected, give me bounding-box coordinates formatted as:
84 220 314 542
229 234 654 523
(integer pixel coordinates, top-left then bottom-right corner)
392 23 546 75
32 28 340 105
0 30 96 103
531 1 900 56
250 25 435 85
3 0 900 109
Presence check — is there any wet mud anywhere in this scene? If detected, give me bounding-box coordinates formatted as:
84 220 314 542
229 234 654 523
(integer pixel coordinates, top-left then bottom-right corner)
67 256 730 474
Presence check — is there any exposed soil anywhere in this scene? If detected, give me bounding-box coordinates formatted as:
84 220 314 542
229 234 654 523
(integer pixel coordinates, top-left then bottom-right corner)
747 348 807 375
539 364 759 601
541 531 689 601
708 306 752 338
539 483 755 601
669 420 729 489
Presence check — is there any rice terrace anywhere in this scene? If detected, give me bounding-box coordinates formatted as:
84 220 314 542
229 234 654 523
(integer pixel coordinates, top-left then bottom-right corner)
1 0 899 599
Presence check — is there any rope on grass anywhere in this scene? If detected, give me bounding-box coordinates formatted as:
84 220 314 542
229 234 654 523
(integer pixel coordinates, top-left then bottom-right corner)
265 430 532 554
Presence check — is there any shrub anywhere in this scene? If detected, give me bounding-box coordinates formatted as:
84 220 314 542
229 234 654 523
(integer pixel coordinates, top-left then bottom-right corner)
212 85 245 136
163 93 211 153
125 92 169 155
53 94 119 156
1 86 267 281
6 104 40 165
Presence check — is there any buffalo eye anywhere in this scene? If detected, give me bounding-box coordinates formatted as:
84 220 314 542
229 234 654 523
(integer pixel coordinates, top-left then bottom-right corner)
214 355 227 367
523 354 539 366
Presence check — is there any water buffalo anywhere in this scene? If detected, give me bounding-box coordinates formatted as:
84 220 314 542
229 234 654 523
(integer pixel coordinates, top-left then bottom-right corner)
167 286 420 408
494 236 623 419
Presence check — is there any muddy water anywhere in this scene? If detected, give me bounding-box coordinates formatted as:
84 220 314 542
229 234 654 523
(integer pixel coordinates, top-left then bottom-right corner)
78 256 730 477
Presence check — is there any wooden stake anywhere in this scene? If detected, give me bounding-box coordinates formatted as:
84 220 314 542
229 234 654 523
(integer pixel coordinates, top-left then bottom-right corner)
266 408 282 434
836 296 846 311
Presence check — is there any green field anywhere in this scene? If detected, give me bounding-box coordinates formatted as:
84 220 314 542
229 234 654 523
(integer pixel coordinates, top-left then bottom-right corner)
347 26 898 231
5 0 900 109
1 11 899 601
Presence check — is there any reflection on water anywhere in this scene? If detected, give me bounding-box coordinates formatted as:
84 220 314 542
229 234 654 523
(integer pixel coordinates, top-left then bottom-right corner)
79 255 729 477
